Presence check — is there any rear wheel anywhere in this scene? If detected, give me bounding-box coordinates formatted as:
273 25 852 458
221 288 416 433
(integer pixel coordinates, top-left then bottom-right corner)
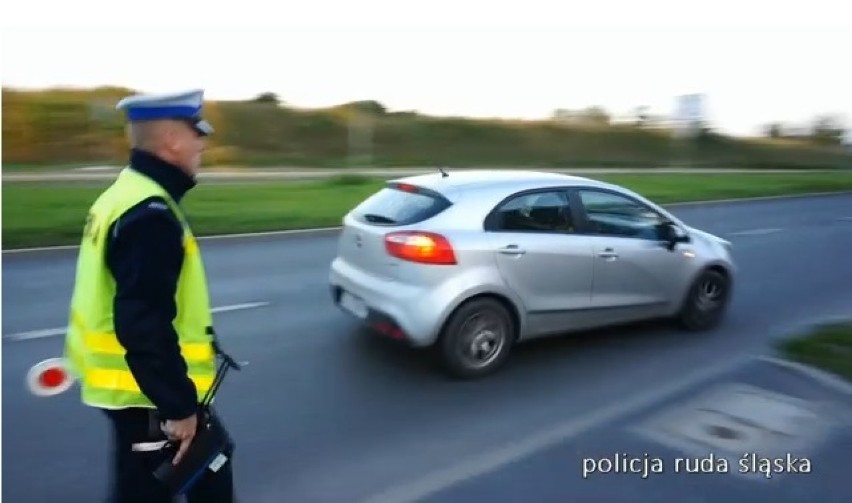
437 298 516 379
677 268 730 331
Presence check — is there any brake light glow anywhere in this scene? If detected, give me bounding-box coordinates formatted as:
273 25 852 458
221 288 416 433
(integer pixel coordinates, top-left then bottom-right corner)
384 231 457 265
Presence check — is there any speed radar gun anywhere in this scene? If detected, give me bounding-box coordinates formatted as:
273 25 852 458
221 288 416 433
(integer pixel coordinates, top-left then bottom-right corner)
26 340 243 497
153 344 241 496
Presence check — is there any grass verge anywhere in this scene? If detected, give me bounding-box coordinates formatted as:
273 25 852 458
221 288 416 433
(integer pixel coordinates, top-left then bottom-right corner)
4 171 852 249
776 321 852 382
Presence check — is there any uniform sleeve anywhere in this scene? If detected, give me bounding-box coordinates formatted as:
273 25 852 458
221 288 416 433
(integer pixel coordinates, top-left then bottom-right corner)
106 198 198 420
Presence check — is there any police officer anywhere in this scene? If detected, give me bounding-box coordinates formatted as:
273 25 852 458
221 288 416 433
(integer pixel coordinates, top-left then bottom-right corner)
62 89 236 503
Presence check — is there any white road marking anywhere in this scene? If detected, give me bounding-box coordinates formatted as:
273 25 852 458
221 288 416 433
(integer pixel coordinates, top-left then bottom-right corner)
9 328 68 341
362 354 756 503
4 191 850 255
728 227 783 237
3 301 271 342
209 301 271 313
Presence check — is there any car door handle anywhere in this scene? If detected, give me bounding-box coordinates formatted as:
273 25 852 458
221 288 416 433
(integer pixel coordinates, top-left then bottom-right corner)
598 248 619 259
498 244 526 256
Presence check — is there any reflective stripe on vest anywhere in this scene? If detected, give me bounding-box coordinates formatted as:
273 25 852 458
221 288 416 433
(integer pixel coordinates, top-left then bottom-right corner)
63 167 216 410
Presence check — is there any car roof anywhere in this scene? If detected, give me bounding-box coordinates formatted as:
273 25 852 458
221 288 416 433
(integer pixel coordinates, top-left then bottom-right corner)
388 169 616 199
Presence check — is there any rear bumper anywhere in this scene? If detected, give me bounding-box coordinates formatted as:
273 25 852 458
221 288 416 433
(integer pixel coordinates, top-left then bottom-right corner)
330 285 411 343
328 257 448 347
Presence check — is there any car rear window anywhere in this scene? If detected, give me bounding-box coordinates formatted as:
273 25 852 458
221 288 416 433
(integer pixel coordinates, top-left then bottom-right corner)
353 184 451 226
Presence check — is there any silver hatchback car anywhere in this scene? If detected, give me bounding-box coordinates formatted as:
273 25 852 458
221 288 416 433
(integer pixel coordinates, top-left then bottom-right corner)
329 170 735 378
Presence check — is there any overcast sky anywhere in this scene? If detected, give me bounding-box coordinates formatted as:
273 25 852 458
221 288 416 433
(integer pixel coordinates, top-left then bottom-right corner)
2 0 849 136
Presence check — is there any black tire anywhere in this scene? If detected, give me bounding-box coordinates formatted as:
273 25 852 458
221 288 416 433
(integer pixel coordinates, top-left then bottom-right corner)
677 268 731 331
437 297 516 379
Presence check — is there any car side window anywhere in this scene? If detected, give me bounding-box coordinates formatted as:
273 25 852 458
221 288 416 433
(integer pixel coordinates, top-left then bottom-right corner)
489 190 574 233
577 189 666 240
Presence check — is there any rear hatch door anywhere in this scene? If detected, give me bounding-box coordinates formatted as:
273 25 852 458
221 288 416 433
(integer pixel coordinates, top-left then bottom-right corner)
338 182 453 279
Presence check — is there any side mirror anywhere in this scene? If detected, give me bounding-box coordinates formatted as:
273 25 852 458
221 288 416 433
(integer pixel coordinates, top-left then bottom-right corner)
657 222 689 251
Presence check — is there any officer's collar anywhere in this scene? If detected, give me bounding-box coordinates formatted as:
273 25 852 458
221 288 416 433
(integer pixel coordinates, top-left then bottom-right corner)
128 148 196 203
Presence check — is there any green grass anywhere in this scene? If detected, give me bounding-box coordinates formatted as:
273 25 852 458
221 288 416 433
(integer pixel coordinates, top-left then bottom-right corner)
776 321 852 382
4 172 852 249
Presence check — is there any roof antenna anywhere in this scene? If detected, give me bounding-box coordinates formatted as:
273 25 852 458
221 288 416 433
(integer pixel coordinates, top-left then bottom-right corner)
438 166 449 178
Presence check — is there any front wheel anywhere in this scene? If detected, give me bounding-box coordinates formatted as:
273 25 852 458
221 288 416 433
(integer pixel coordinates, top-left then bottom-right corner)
437 298 516 379
677 268 731 331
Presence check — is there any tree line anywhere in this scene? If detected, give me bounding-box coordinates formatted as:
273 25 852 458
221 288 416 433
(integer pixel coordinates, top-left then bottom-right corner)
2 88 850 169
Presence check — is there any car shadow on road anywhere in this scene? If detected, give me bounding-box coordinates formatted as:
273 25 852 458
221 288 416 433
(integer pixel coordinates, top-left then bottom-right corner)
346 327 446 377
344 317 720 383
511 319 687 362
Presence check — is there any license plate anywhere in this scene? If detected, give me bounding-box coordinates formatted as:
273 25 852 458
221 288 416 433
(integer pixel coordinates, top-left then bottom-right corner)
339 291 368 319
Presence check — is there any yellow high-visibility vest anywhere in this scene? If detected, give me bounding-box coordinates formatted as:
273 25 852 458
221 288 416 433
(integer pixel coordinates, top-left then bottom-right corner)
63 167 216 409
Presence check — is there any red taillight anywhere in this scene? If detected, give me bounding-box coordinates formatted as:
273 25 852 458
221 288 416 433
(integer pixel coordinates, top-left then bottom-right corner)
384 231 457 265
396 183 419 193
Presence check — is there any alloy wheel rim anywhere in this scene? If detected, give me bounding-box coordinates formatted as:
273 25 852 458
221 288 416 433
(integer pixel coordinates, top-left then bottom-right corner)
458 312 505 369
695 278 724 311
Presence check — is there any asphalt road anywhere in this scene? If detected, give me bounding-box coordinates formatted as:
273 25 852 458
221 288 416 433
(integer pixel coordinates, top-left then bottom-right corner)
3 193 852 502
418 357 852 503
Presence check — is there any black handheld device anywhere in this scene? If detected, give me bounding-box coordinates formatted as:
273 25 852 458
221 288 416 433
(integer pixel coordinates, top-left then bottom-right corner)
153 341 242 496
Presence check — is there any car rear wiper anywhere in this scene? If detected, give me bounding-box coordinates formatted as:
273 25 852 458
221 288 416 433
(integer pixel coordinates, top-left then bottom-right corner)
363 213 396 224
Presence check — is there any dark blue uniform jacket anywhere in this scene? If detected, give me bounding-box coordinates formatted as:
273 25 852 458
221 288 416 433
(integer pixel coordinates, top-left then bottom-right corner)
105 148 200 420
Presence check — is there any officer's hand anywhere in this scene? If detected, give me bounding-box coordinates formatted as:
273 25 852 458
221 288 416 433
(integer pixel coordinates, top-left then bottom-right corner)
163 413 198 465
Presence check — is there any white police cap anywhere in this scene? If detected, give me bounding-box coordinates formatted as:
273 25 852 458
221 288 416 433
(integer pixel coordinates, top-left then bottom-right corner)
116 89 214 136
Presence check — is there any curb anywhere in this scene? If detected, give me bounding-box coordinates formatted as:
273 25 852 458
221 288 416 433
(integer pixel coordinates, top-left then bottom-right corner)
758 314 852 396
757 356 852 396
3 167 845 182
3 190 852 255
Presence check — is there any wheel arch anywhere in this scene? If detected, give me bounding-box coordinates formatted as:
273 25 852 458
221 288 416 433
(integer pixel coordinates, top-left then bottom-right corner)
436 291 523 346
705 263 733 281
675 261 734 322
